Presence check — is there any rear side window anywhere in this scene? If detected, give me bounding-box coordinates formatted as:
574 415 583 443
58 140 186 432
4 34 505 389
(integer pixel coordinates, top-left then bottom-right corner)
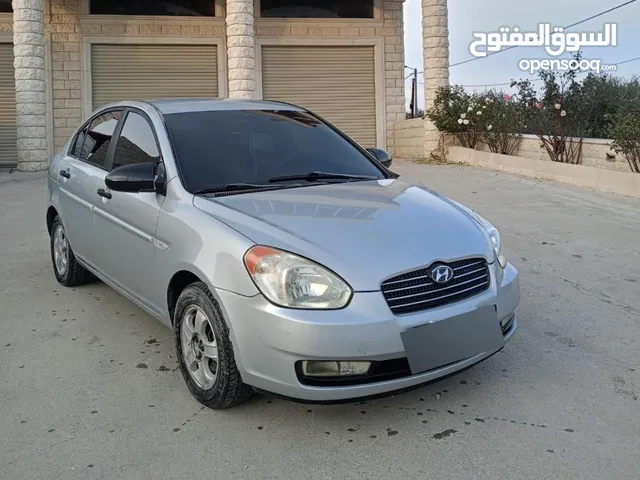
83 111 122 168
112 112 161 169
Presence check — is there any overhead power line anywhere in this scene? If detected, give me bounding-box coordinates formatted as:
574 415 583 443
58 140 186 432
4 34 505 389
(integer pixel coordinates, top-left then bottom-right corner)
616 55 640 66
450 0 638 68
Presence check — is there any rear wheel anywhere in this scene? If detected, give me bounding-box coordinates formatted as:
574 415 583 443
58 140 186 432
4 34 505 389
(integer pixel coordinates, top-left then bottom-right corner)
50 216 93 287
174 282 253 409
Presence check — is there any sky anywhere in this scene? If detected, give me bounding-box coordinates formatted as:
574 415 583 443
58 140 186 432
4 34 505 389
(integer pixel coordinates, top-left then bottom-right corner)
403 0 640 109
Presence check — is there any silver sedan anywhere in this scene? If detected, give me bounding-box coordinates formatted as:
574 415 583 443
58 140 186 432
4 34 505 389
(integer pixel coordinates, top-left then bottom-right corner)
46 99 520 409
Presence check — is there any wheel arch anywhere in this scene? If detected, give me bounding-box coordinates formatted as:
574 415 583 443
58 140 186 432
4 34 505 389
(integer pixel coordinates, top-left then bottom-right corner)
167 269 205 324
46 206 59 235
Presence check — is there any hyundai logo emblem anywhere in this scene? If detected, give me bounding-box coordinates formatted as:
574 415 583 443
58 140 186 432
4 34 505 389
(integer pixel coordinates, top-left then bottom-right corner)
431 265 454 284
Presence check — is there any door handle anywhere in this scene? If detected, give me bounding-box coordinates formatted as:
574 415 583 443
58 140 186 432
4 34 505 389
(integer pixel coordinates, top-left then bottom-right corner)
59 169 70 179
97 188 112 199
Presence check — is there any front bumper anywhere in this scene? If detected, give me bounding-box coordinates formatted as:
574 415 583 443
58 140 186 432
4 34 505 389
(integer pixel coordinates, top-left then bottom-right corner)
217 262 520 402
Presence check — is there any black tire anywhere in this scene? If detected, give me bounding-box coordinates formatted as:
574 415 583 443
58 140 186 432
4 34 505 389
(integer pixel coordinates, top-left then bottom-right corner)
50 215 94 287
174 282 254 409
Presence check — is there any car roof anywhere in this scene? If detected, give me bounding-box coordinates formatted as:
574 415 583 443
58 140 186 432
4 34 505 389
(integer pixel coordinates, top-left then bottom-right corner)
137 98 305 115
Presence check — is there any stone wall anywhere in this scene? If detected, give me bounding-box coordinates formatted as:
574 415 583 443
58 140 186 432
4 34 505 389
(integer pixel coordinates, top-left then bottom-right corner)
48 0 82 151
506 135 630 173
387 117 633 173
8 0 406 166
47 0 226 150
468 135 630 172
448 145 640 198
421 0 449 154
12 0 48 171
381 0 406 152
389 118 424 159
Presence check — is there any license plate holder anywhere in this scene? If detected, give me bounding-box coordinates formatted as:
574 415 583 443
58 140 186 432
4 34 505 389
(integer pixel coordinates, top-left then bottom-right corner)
400 306 504 375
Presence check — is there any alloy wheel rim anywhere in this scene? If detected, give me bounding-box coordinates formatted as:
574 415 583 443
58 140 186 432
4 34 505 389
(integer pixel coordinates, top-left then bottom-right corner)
180 305 218 390
53 225 69 276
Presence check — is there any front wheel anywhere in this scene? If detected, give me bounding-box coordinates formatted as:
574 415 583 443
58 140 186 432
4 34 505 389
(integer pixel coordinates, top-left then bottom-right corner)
50 216 93 287
174 282 253 409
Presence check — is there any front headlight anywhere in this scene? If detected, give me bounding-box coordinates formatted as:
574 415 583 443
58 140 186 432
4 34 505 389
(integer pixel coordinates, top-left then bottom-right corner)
450 200 507 269
476 215 507 269
243 246 353 309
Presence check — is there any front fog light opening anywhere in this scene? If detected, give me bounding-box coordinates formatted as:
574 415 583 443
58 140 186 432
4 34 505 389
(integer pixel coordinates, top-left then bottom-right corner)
500 313 514 329
301 360 371 377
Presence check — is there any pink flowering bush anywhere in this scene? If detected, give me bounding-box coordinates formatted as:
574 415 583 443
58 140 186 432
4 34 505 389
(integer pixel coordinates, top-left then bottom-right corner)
479 91 524 156
511 66 592 164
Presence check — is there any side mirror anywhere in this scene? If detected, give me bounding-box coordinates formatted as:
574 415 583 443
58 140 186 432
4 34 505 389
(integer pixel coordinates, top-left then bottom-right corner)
105 161 166 194
367 148 393 168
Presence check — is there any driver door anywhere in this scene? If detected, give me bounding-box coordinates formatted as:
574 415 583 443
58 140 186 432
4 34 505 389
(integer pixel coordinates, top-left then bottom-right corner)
91 109 166 314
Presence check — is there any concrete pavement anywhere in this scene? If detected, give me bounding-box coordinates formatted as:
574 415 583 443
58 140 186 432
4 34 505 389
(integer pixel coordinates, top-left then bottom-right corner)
1 162 638 479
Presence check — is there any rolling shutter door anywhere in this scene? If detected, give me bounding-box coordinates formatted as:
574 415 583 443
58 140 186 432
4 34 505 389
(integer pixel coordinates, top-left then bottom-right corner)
0 43 17 168
261 46 377 148
91 44 218 110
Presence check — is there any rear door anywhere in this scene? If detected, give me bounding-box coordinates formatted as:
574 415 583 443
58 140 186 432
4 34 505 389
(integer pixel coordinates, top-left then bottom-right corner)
92 109 166 313
57 110 123 262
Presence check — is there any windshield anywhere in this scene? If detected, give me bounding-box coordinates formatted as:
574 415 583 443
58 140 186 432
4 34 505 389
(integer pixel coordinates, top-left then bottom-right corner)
162 109 387 193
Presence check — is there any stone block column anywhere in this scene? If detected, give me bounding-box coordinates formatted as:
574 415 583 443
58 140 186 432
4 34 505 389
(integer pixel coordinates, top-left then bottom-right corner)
422 0 449 158
226 0 256 99
13 0 48 171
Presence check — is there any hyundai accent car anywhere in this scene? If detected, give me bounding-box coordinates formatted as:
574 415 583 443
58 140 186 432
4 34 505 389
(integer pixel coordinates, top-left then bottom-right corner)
46 99 520 409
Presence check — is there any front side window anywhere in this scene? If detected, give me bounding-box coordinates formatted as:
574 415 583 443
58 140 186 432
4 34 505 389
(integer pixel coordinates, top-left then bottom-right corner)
113 112 161 169
83 111 122 169
163 109 385 193
89 0 215 16
260 0 374 18
0 0 12 13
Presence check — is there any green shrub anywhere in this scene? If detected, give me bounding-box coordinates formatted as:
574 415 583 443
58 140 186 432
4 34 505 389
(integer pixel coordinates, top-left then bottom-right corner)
608 107 640 173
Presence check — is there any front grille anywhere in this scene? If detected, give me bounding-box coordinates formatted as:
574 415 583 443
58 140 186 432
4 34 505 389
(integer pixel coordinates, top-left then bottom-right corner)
381 258 490 315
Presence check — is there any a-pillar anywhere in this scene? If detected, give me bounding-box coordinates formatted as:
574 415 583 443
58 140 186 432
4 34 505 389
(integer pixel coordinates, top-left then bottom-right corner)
422 0 450 158
13 0 48 171
226 0 257 100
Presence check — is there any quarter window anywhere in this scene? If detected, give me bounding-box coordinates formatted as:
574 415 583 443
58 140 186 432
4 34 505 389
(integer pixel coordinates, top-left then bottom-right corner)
260 0 374 18
69 127 88 158
89 0 215 16
84 111 122 169
112 112 161 169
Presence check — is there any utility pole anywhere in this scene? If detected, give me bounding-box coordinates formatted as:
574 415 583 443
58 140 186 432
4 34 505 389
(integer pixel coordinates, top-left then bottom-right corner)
404 65 418 118
412 68 418 118
405 65 419 119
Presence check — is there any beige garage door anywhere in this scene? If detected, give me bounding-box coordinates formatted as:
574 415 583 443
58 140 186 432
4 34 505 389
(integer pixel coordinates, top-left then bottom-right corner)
261 46 377 148
91 44 219 110
0 43 17 168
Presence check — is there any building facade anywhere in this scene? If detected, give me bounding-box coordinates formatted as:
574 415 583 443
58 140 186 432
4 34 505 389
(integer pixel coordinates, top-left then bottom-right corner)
0 0 449 171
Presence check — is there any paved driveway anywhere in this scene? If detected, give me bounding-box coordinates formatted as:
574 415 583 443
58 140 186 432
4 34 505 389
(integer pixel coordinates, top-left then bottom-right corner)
1 162 638 480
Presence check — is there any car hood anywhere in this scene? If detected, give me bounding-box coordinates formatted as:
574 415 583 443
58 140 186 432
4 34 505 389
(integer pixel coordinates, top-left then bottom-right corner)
193 178 496 291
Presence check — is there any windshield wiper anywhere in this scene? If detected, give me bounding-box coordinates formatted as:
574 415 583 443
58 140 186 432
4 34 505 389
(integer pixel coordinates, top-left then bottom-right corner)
195 183 282 195
269 171 379 183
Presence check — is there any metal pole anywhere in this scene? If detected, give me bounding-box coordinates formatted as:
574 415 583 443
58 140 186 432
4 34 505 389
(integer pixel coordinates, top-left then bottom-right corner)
413 68 418 117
